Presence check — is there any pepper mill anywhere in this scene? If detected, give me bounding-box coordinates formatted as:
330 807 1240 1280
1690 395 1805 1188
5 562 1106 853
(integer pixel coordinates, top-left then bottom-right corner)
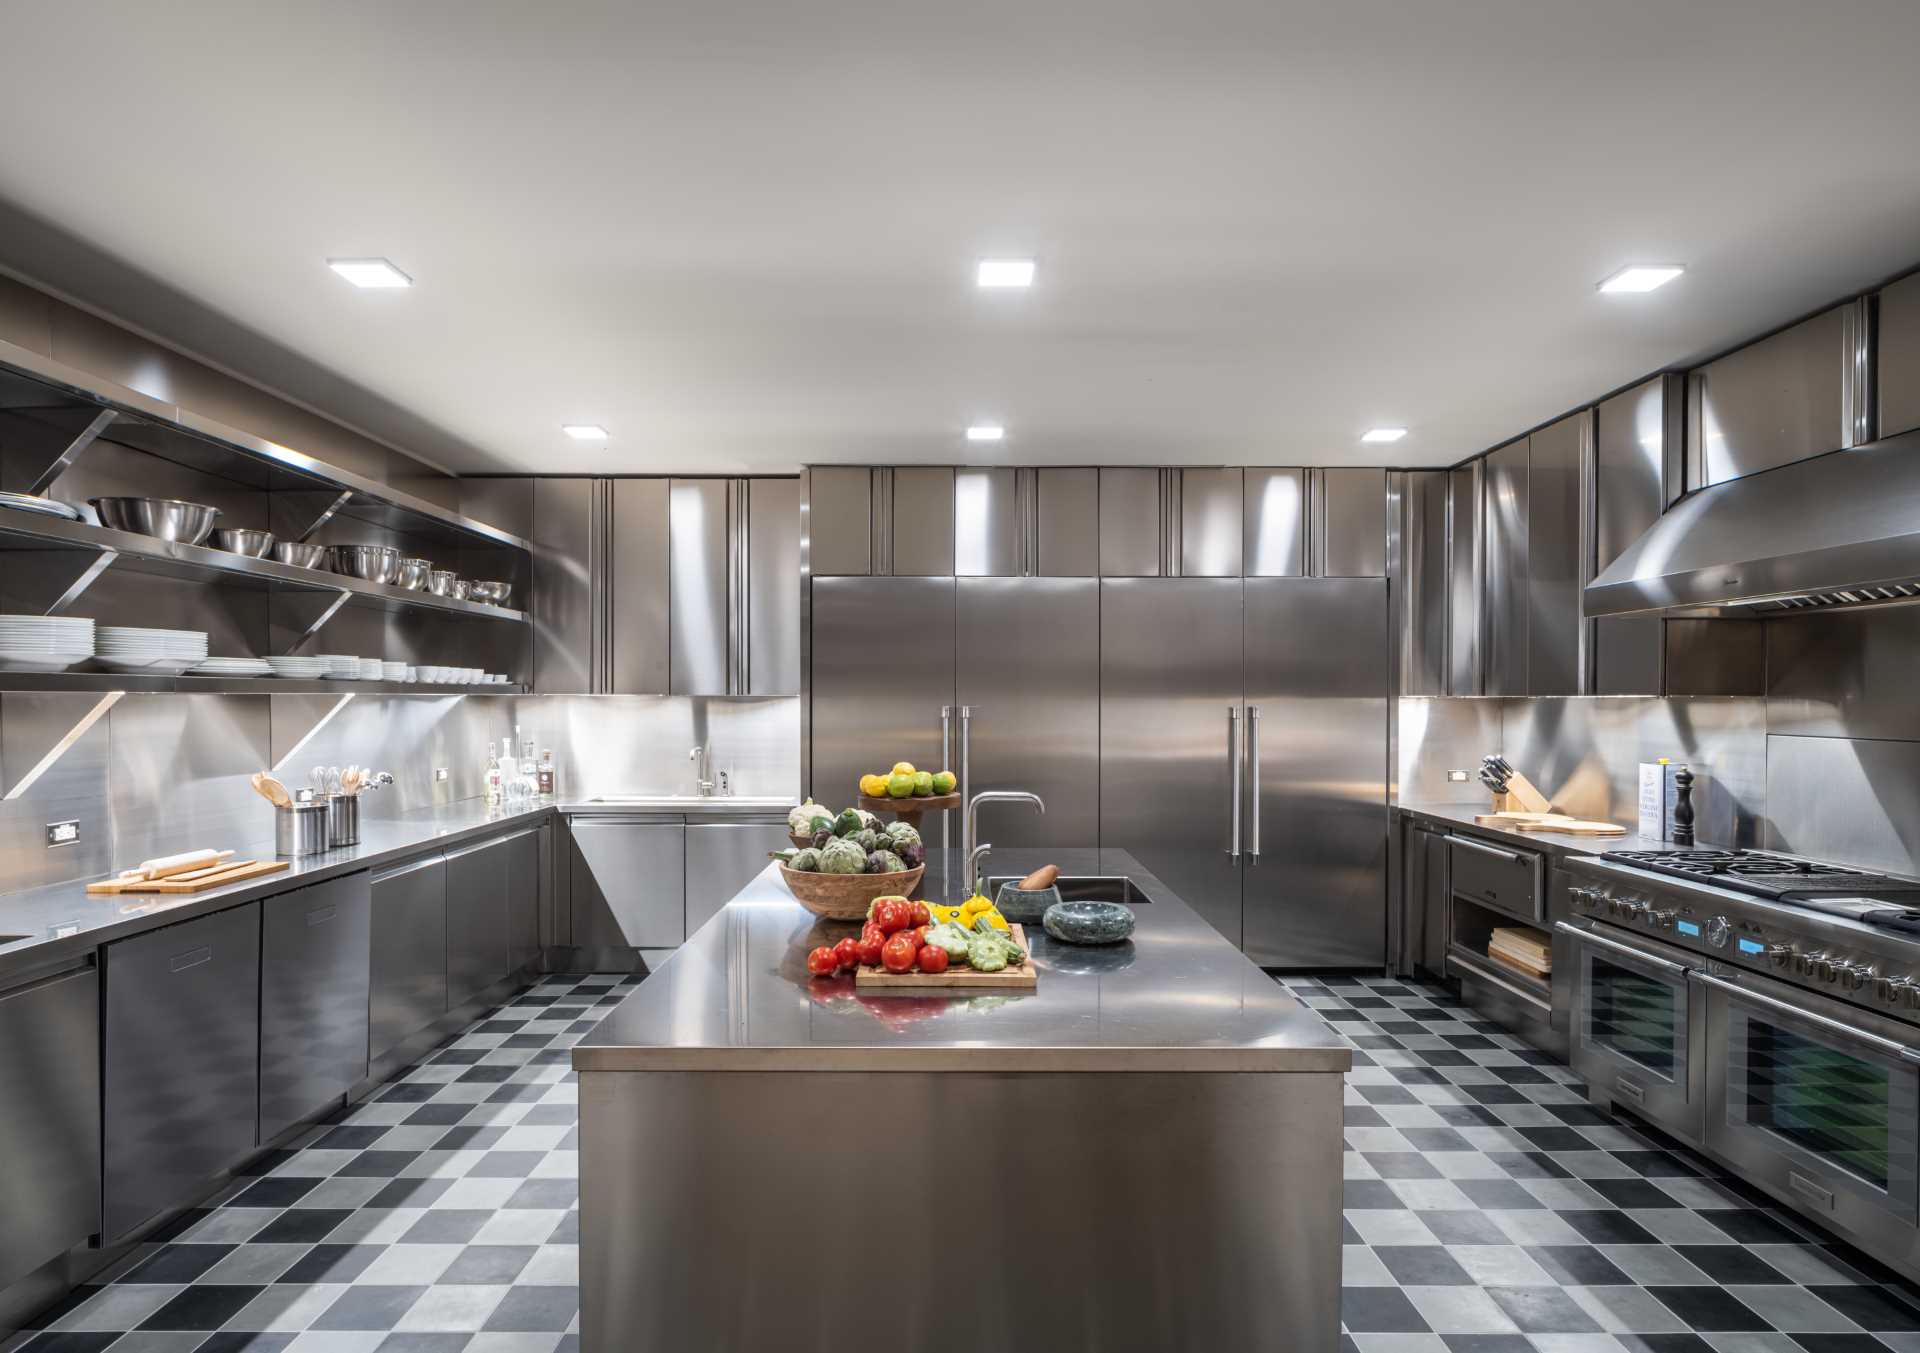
1672 765 1696 847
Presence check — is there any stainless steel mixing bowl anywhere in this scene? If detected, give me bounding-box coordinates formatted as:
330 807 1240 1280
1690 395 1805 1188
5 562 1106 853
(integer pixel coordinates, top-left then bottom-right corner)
427 570 460 597
209 527 276 558
467 580 512 605
272 542 331 569
89 497 220 545
329 544 400 584
396 557 432 590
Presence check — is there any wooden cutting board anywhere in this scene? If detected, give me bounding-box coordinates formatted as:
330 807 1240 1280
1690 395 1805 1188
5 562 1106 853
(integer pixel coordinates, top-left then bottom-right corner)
87 859 289 895
855 924 1038 990
1473 811 1626 836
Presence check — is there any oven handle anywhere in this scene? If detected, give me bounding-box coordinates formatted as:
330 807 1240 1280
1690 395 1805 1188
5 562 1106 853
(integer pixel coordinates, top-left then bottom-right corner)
1693 971 1920 1066
1451 836 1525 865
1553 921 1689 977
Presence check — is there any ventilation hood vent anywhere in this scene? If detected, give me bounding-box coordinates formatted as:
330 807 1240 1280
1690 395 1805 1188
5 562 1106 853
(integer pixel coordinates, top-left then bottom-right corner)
1585 428 1920 618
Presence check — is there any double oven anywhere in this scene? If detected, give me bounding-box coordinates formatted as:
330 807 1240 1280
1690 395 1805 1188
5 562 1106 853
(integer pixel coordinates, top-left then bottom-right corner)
1561 855 1920 1273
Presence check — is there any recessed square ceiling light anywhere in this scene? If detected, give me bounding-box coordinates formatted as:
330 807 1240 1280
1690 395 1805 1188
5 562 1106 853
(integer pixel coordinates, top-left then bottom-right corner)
976 259 1035 289
327 258 412 289
562 424 609 440
965 424 1006 443
1361 427 1408 444
1597 264 1685 294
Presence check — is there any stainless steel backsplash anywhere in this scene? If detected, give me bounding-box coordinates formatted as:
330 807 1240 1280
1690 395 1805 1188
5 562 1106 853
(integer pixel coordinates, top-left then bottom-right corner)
0 693 798 894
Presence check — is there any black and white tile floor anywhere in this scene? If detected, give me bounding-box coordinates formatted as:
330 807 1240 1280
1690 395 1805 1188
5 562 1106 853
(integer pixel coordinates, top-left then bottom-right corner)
8 971 1920 1351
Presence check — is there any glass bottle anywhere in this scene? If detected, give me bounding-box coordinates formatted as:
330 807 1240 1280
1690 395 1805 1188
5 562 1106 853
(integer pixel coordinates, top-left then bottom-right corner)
485 740 503 807
538 749 556 796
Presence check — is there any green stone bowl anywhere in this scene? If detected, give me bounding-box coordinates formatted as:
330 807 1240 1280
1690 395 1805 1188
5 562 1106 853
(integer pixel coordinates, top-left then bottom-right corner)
994 881 1062 925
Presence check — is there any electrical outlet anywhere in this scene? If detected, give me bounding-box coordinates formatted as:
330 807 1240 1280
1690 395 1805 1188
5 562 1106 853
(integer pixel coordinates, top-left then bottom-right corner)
1446 769 1471 783
435 768 449 782
46 819 79 847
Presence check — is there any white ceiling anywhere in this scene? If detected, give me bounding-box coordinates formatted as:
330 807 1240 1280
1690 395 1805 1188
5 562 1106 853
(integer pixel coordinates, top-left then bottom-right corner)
4 0 1920 475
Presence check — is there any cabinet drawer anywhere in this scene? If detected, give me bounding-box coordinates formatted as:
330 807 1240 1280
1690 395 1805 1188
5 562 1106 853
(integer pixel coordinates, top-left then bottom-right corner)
261 874 371 1142
0 965 100 1287
1448 834 1545 922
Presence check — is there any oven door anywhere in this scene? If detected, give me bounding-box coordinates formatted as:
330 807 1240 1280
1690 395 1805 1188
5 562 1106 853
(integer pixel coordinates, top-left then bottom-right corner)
1700 971 1920 1241
1557 921 1703 1142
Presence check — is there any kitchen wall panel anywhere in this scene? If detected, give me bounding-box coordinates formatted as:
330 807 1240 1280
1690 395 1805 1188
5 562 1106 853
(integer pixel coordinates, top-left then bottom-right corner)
1881 271 1920 439
107 694 270 867
1395 698 1500 805
1766 735 1920 874
1483 440 1529 695
1036 469 1098 576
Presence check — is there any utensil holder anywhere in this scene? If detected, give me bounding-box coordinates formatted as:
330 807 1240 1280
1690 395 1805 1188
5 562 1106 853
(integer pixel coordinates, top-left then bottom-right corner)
276 801 330 857
327 793 361 847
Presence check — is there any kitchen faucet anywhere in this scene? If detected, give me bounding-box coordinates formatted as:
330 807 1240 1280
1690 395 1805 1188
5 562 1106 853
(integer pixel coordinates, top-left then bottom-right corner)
963 790 1044 899
689 744 714 797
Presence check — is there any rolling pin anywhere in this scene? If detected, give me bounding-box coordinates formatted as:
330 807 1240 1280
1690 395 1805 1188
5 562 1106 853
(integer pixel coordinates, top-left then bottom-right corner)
1017 864 1059 891
119 848 233 881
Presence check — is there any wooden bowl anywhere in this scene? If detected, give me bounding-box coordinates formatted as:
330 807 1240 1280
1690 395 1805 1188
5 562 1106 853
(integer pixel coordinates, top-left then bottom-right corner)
778 863 926 920
857 792 960 824
789 830 818 849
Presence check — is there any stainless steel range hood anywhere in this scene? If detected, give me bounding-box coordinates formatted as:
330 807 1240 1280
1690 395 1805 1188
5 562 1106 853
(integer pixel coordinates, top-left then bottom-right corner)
1585 428 1920 617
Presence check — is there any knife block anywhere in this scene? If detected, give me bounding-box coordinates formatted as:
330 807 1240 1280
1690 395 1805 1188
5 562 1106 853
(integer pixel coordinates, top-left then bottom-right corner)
1489 770 1553 815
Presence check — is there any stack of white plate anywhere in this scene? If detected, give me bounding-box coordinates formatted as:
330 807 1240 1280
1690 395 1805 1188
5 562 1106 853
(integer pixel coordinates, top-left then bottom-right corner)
0 491 84 521
266 655 329 678
0 615 96 672
381 660 407 681
357 658 383 680
319 655 359 679
191 656 272 678
95 626 208 674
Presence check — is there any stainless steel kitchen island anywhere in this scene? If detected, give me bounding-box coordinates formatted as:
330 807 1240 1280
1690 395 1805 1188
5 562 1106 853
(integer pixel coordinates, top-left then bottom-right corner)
573 848 1350 1352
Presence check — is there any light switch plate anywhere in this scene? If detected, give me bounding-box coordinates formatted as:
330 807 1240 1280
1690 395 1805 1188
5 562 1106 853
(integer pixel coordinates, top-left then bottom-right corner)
46 819 80 847
1446 769 1471 783
435 768 449 782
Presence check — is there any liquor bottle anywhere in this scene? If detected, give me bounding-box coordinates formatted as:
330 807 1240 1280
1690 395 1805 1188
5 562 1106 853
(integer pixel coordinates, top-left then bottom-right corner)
485 740 504 807
538 749 556 796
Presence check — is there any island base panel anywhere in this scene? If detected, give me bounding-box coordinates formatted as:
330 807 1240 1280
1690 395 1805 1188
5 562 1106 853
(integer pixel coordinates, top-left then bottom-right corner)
580 1068 1343 1352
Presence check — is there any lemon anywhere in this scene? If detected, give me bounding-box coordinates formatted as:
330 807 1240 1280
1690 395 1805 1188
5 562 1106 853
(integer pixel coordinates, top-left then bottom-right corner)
931 770 956 795
858 773 887 798
887 771 915 798
891 761 916 776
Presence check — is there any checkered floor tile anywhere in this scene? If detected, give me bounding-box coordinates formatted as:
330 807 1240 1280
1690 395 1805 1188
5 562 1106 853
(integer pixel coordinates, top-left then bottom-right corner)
11 971 1920 1351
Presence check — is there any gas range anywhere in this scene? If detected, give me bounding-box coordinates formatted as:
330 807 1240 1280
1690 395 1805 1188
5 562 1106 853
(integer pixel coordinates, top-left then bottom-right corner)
1563 846 1920 1017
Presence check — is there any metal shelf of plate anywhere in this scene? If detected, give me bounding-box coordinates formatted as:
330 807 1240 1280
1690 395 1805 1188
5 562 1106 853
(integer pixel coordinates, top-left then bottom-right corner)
0 673 526 696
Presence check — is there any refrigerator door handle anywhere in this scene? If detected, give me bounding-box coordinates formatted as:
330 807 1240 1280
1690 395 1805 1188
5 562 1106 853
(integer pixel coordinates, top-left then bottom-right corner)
1228 705 1241 858
960 705 973 816
1247 705 1261 859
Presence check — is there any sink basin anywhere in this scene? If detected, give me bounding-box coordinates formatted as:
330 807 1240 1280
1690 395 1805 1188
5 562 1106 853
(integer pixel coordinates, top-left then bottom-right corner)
986 875 1147 905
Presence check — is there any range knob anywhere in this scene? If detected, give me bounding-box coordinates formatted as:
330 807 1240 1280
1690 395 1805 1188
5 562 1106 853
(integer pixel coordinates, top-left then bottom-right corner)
1766 943 1795 970
1649 909 1677 931
1836 962 1875 993
1704 916 1731 949
1882 977 1920 1009
1612 898 1647 921
1810 955 1837 983
1569 886 1601 910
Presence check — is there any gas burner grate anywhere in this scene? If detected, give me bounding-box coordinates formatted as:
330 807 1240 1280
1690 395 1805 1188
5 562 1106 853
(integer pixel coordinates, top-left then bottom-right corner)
1601 847 1920 900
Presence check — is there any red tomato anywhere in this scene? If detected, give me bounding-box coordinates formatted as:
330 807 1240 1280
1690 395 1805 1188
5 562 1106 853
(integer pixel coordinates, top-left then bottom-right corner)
861 921 886 947
909 900 931 927
874 899 912 934
832 937 862 972
857 932 887 967
915 943 950 974
895 926 924 951
806 946 839 978
881 934 917 973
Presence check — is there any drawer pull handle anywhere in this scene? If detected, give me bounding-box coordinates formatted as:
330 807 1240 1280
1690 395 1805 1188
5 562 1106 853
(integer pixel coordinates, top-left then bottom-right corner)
1789 1171 1835 1210
1614 1076 1646 1105
170 945 212 972
1452 836 1526 865
307 905 337 926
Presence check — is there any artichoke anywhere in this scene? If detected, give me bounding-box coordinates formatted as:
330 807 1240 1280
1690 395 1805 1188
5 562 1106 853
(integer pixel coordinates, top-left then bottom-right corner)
811 826 835 849
852 808 881 832
853 828 881 852
866 849 907 874
788 847 823 872
820 838 868 874
884 822 921 849
897 842 926 869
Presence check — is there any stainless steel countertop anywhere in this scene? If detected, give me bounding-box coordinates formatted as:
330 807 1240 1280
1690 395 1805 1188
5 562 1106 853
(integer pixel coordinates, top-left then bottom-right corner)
559 795 793 816
572 847 1352 1074
0 800 561 979
1395 801 1685 857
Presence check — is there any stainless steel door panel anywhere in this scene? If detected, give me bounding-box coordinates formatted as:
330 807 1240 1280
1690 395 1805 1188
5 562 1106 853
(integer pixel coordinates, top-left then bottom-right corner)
1527 413 1586 695
807 467 872 576
668 478 729 695
1099 468 1162 576
1594 379 1669 694
1401 470 1447 694
1037 468 1098 576
506 826 544 971
370 853 448 1061
1560 923 1702 1142
260 873 371 1143
446 835 513 1006
956 579 1100 850
1180 468 1242 577
1312 468 1387 577
1691 304 1852 486
890 468 954 576
1245 468 1306 577
1447 461 1482 694
685 820 793 936
1242 578 1388 968
610 478 670 694
0 965 99 1288
747 478 801 694
1882 271 1920 439
569 819 686 949
532 478 597 694
1484 439 1529 694
1100 579 1243 945
955 467 1019 576
1702 972 1920 1237
809 577 956 803
104 902 262 1241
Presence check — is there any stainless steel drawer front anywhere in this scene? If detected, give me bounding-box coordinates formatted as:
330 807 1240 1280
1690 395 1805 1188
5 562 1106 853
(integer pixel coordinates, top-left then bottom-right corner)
1449 835 1544 921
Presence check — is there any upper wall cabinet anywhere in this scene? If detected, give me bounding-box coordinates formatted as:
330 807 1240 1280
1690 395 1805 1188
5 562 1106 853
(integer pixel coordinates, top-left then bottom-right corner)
1525 411 1588 696
1482 439 1530 696
1244 469 1306 577
1446 462 1481 695
1879 271 1920 439
1399 470 1448 695
1592 376 1679 695
1688 300 1871 487
1311 469 1388 578
1036 469 1098 576
1180 468 1243 577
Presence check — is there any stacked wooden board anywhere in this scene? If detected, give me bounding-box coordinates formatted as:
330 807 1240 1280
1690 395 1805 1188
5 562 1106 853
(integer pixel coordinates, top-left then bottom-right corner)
1488 925 1551 981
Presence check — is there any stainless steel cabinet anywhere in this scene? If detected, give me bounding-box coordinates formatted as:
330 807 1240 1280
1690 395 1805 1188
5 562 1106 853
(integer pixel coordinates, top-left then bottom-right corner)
532 478 599 694
1689 301 1862 486
1245 468 1306 577
1037 468 1098 576
809 576 956 802
1400 470 1448 695
0 964 99 1287
1483 439 1529 695
1099 468 1163 576
1403 820 1449 979
1526 412 1587 696
610 478 671 694
1242 579 1389 969
747 478 801 694
570 817 686 948
1180 469 1242 577
1882 272 1920 439
668 478 729 695
1100 579 1245 945
956 578 1101 851
507 825 545 972
370 853 448 1064
1593 378 1671 694
104 902 261 1241
1447 462 1482 695
259 873 371 1143
955 467 1020 576
891 468 954 576
1312 468 1387 577
685 820 793 935
447 834 513 1008
807 467 872 576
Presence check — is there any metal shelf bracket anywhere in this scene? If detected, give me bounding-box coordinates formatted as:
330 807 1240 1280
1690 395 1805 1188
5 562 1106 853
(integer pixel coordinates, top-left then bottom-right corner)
39 546 118 616
25 408 117 496
280 587 353 655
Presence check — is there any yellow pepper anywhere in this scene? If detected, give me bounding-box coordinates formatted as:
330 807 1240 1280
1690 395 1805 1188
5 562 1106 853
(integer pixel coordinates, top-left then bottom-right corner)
927 902 968 925
974 906 1010 931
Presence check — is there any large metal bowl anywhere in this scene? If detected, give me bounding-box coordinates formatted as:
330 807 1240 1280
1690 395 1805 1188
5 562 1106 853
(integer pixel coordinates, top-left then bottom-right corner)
272 542 330 569
209 527 275 558
89 497 220 545
427 570 460 597
330 544 400 585
467 580 513 605
395 557 432 590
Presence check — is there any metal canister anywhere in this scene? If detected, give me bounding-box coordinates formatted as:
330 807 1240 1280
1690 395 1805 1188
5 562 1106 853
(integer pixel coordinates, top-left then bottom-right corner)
327 792 361 847
276 800 330 857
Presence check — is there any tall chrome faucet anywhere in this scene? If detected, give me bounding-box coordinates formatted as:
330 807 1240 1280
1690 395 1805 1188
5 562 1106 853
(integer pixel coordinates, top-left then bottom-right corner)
689 744 714 797
963 790 1045 899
